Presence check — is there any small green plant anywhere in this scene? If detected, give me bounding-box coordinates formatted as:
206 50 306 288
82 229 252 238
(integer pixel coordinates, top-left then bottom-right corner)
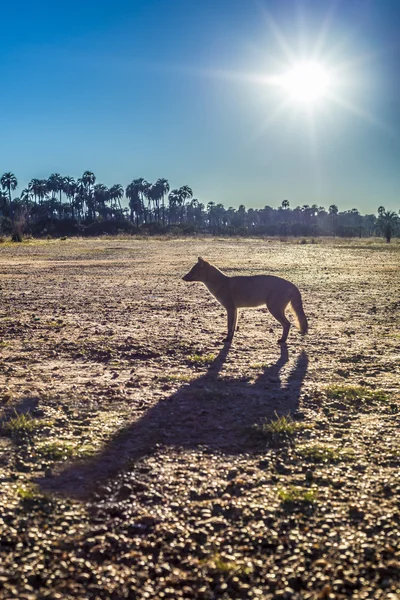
3 411 44 435
278 486 317 505
17 486 52 509
326 385 388 411
159 373 192 383
187 353 216 366
202 553 253 576
263 414 297 435
37 441 96 461
326 385 388 402
17 486 38 501
253 413 312 443
297 443 355 464
36 441 75 460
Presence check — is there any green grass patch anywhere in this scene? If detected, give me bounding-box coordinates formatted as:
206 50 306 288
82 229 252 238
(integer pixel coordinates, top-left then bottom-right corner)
278 486 317 505
202 553 253 576
37 441 96 461
186 353 216 366
325 385 389 411
2 411 47 436
36 441 76 460
297 443 355 464
159 373 192 383
16 485 53 510
17 488 37 500
253 414 313 444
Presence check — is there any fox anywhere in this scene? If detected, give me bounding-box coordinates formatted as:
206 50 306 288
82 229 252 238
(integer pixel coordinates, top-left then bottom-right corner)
182 257 308 344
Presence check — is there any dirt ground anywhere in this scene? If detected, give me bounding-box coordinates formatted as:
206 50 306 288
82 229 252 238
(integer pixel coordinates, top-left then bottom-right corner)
0 236 399 600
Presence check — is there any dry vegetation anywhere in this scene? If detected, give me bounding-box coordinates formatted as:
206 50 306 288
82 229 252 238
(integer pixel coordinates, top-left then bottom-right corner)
0 236 399 599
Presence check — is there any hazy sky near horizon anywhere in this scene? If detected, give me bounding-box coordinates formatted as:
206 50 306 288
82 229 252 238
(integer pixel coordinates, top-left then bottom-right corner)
1 0 399 213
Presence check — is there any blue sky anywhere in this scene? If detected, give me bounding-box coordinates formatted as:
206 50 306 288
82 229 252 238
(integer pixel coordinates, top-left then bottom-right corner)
1 0 399 212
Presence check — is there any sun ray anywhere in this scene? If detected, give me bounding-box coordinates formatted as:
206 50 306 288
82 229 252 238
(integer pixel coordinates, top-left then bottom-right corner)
313 0 341 56
259 9 298 63
328 92 394 135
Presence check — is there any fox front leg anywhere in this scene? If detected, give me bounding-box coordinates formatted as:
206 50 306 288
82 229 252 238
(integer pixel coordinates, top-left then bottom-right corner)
225 307 238 341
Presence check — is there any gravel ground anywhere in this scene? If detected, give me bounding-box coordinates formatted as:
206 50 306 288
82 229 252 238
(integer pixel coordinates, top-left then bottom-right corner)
0 236 399 599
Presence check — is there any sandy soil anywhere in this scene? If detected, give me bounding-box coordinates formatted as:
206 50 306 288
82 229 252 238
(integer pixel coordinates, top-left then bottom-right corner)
0 236 399 599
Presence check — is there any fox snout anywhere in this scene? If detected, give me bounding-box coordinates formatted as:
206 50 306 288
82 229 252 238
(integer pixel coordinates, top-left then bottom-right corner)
182 273 192 281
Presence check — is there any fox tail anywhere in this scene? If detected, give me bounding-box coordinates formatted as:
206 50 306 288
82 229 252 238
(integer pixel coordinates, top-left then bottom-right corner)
290 289 308 335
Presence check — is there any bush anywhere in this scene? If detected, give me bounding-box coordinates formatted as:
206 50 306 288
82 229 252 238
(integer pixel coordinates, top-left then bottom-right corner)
83 219 136 236
140 222 169 235
0 217 13 235
30 218 84 237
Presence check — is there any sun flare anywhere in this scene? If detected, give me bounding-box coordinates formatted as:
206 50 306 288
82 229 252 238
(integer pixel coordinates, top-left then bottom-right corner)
278 61 332 105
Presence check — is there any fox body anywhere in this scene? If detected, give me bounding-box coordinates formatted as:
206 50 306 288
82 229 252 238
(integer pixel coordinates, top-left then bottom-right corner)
182 257 308 344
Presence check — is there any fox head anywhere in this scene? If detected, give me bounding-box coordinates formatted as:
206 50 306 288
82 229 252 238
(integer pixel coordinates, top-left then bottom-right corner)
182 257 209 282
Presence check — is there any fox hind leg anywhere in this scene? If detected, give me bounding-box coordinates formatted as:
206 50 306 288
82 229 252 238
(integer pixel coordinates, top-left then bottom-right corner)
267 301 291 344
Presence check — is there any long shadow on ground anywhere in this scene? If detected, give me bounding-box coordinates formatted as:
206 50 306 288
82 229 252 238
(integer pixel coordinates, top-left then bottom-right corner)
38 343 308 498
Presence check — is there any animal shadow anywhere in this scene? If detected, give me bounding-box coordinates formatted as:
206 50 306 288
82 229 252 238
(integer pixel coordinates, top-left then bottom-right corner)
38 343 308 498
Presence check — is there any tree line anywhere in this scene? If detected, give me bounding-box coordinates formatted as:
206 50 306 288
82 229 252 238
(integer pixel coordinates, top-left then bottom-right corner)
0 171 399 241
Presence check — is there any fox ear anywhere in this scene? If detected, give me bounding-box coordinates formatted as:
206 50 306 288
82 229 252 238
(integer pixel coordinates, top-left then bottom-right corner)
198 256 205 263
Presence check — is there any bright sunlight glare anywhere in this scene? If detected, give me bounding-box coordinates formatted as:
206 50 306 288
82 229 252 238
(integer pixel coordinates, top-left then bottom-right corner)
278 61 332 105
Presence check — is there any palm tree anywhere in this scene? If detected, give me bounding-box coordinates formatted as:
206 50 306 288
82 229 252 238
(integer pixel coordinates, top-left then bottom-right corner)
328 204 339 235
237 205 247 228
93 184 109 217
377 209 398 243
63 177 77 217
1 172 18 204
126 180 147 226
168 189 180 224
133 178 149 222
1 172 18 217
109 184 124 215
378 206 386 217
36 180 48 206
146 183 159 223
281 199 290 210
176 185 193 222
124 178 149 222
152 179 169 226
155 178 170 225
141 180 152 222
47 173 64 217
79 171 96 219
28 179 41 204
20 188 33 207
73 187 86 221
0 190 9 215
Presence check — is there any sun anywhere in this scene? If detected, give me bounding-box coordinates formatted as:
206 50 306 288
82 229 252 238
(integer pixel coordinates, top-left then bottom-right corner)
277 61 332 106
